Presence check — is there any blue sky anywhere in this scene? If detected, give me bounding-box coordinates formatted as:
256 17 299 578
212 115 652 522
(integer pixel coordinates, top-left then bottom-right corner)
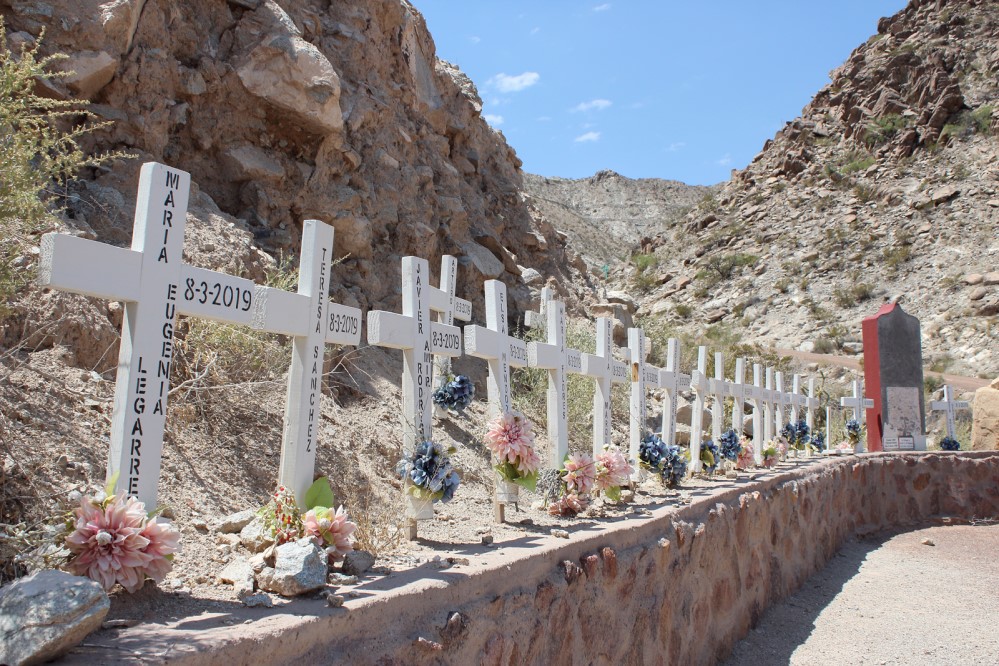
415 1 908 185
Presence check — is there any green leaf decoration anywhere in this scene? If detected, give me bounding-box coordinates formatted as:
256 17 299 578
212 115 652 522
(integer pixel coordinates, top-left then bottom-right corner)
700 449 715 467
605 485 621 502
304 476 335 510
104 471 120 498
513 471 538 492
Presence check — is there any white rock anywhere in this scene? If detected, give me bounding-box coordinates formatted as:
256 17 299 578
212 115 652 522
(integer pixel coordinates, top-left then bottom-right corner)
256 538 327 596
0 570 110 666
462 242 504 279
60 51 118 99
215 508 258 534
239 517 274 553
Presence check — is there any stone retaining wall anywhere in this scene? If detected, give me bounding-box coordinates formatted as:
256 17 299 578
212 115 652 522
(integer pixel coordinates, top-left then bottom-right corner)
76 452 999 665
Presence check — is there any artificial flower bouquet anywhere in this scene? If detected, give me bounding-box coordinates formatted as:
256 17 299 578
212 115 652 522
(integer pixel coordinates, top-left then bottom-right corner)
258 477 357 562
432 374 474 414
484 410 541 500
638 433 688 488
542 452 596 517
718 429 741 471
593 445 634 502
397 441 460 518
939 436 960 451
736 437 755 470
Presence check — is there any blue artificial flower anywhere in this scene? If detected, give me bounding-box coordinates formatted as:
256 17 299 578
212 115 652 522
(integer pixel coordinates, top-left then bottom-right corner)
810 431 826 452
845 419 861 439
432 375 475 413
661 444 688 488
700 440 720 473
780 422 796 442
796 419 810 443
639 433 667 469
398 440 460 503
939 436 960 451
719 429 741 461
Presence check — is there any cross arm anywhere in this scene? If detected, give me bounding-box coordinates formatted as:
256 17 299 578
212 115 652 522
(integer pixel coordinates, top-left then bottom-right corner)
464 325 528 368
38 233 141 303
429 321 463 357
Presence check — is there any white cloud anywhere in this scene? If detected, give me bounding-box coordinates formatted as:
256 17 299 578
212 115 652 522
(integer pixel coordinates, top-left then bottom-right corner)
593 3 612 11
483 114 504 126
537 116 552 122
716 153 733 166
468 35 481 44
667 142 686 152
530 27 541 35
572 99 612 113
490 72 540 93
574 131 601 143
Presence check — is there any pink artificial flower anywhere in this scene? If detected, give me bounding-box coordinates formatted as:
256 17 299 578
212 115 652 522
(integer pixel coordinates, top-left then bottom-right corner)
303 506 357 560
65 495 154 593
595 446 633 492
485 411 538 476
139 518 181 583
563 452 596 495
737 440 755 470
548 493 589 517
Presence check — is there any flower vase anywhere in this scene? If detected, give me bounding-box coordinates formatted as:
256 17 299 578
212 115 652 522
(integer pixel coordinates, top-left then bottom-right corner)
496 480 519 504
853 439 865 454
763 457 775 468
407 492 434 521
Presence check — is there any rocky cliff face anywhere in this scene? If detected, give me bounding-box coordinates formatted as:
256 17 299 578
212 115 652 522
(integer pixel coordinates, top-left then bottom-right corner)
2 0 585 320
522 170 715 267
630 0 999 379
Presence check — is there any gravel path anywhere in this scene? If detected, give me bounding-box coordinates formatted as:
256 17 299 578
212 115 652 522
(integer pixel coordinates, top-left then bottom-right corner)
725 524 999 665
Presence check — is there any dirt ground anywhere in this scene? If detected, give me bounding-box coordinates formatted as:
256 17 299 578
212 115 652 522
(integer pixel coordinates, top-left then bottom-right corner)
725 523 999 665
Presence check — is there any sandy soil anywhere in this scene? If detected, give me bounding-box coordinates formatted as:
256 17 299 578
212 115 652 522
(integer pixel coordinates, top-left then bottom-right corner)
725 523 999 665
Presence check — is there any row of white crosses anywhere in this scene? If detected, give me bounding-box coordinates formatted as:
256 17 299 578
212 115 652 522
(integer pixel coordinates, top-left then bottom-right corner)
38 163 364 509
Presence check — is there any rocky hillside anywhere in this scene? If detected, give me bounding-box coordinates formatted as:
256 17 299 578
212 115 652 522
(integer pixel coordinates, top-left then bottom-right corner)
522 170 715 267
1 0 591 326
623 0 999 380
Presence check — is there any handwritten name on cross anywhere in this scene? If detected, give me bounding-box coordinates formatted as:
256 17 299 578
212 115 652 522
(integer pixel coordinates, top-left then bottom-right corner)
367 257 462 453
929 385 971 441
688 346 710 472
429 255 473 415
840 378 874 452
527 299 584 468
580 317 630 458
659 338 691 449
250 220 362 503
627 327 662 478
708 351 730 443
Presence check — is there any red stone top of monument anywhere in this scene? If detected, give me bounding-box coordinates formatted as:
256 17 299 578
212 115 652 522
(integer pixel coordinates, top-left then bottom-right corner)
863 301 900 324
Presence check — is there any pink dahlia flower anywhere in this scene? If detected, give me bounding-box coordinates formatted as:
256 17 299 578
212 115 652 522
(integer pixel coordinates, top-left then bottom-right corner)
563 452 596 495
548 493 589 517
737 441 755 470
303 505 357 560
65 495 154 593
595 447 633 491
485 411 538 476
138 518 181 583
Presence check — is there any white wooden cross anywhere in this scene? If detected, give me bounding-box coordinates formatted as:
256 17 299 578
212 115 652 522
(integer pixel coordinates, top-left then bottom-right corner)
527 298 584 468
751 363 765 464
627 327 662 480
708 351 730 443
764 367 776 442
840 378 874 452
728 358 752 437
249 220 363 504
524 285 554 333
463 279 529 520
688 346 709 473
775 371 787 434
804 377 820 433
429 255 473 416
580 317 630 458
367 256 463 452
658 338 691 449
929 384 971 441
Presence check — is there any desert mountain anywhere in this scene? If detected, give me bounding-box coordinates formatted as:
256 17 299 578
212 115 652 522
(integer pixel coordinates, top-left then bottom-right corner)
522 170 715 267
608 0 999 380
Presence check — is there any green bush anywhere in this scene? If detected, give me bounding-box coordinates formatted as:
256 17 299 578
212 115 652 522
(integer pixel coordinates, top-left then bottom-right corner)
863 113 910 147
632 253 657 273
0 21 125 315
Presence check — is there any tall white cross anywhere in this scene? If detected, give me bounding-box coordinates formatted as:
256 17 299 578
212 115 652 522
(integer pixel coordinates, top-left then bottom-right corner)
840 378 874 452
464 279 529 521
729 358 752 437
764 367 776 442
929 385 971 441
627 327 662 479
367 257 463 452
429 255 473 416
659 338 691 449
249 220 363 503
775 371 787 434
688 346 709 473
825 406 832 451
708 351 730 443
580 317 630 458
804 377 820 434
524 285 554 334
527 299 584 468
751 363 765 464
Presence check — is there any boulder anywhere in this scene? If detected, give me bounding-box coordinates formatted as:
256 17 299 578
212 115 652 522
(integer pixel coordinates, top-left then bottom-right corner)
239 517 274 553
520 267 543 286
222 145 285 182
256 538 327 596
341 550 375 577
219 559 256 598
984 272 999 286
59 50 118 99
971 379 999 450
214 509 258 534
605 291 638 314
462 242 505 279
0 570 109 666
